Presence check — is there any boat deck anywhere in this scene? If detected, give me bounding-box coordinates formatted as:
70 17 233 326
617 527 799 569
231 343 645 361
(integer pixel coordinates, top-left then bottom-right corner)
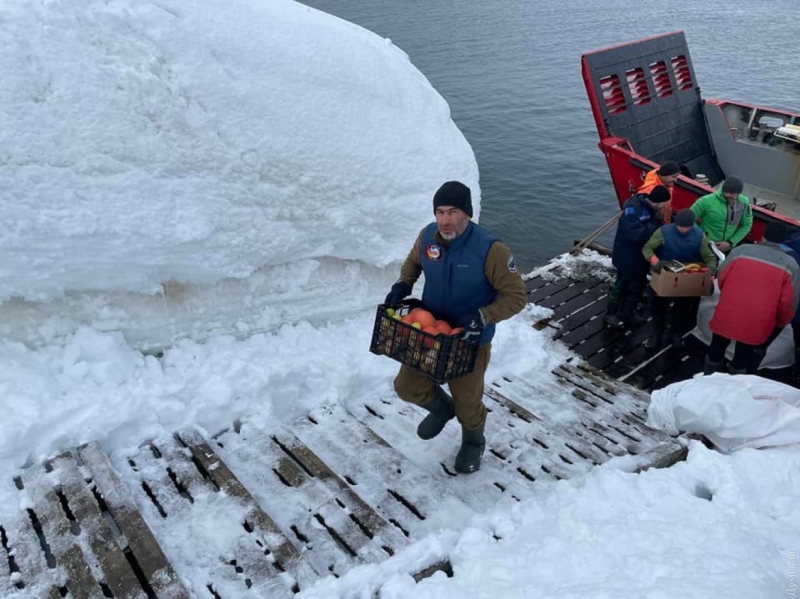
525 257 794 391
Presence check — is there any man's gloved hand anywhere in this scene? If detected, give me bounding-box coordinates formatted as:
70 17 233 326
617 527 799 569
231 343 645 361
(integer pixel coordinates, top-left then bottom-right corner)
457 310 485 343
650 257 664 274
384 281 412 306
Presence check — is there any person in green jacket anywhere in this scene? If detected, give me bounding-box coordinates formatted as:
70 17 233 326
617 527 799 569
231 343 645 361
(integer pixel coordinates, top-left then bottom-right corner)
690 176 753 253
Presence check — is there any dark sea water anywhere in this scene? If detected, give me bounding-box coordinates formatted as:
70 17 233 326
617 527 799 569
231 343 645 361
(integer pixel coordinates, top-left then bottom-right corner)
301 0 798 271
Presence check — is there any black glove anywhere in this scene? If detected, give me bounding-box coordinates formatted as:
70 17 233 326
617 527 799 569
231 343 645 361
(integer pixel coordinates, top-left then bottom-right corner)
651 260 664 274
384 281 412 306
458 310 485 343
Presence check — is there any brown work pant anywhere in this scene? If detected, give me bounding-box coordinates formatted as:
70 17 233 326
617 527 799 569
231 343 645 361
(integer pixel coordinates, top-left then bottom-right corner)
393 345 491 430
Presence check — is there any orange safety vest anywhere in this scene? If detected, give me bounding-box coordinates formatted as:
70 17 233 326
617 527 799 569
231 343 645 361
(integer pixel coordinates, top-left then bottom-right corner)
637 169 674 223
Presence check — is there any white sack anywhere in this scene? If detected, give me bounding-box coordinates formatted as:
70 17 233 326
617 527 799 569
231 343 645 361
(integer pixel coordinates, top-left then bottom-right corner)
647 373 800 453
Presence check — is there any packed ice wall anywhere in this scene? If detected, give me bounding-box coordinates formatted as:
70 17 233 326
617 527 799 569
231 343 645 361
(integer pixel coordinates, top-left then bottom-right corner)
0 0 479 349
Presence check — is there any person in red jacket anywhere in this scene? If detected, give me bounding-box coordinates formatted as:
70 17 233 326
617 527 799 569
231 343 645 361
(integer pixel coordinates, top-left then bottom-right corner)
704 221 800 375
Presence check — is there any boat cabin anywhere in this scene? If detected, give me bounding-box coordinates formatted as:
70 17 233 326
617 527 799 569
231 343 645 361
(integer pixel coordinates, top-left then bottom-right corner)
581 31 800 239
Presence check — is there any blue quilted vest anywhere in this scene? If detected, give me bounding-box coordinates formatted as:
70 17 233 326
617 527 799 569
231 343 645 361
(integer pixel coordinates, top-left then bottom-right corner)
420 221 498 345
659 224 703 262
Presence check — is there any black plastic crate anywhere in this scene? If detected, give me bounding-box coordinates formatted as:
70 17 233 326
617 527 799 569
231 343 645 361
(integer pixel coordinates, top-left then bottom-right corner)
369 302 478 384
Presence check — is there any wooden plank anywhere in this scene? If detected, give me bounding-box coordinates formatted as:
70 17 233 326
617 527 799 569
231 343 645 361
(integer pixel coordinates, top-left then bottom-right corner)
485 387 605 474
632 443 689 472
4 510 62 598
290 406 479 538
645 346 707 391
77 442 190 599
129 438 293 598
550 284 608 323
626 342 702 391
528 278 574 304
50 455 145 599
485 387 541 424
493 369 659 450
351 396 537 506
576 425 628 457
537 279 599 310
204 428 361 579
314 498 390 562
413 559 453 582
604 323 706 378
553 293 608 338
574 325 639 361
176 430 319 589
634 335 707 389
0 531 13 595
269 431 407 553
524 276 548 293
21 464 103 599
570 362 652 403
151 436 215 501
552 367 648 424
589 322 654 372
560 315 627 352
547 376 656 455
588 420 644 455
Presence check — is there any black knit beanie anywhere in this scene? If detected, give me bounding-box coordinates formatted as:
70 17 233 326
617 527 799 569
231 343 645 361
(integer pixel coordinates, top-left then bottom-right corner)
433 181 473 217
722 177 744 195
648 185 671 204
674 209 696 228
763 221 788 243
658 161 680 176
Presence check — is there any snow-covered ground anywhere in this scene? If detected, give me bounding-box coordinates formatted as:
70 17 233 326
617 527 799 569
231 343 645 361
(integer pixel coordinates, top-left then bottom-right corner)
0 0 798 597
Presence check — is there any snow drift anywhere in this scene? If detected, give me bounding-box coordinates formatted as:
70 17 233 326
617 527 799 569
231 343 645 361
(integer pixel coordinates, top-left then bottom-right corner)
0 0 479 349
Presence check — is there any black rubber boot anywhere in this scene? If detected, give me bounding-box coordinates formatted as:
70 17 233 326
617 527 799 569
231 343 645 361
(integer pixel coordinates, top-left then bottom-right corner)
703 357 721 375
619 297 646 326
454 423 485 474
603 295 623 329
644 331 663 351
644 316 665 351
668 329 685 349
417 386 455 440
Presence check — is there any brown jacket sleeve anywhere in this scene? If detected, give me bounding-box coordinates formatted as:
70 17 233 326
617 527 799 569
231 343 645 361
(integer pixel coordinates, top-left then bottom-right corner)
398 229 424 286
481 242 527 324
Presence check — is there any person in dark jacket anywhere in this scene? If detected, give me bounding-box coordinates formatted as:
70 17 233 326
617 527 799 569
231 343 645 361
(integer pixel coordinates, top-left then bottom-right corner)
780 230 800 384
704 221 800 375
384 181 527 474
641 209 717 350
604 185 671 328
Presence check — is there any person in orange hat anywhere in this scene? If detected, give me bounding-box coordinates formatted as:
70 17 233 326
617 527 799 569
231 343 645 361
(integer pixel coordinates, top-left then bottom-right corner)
638 161 681 223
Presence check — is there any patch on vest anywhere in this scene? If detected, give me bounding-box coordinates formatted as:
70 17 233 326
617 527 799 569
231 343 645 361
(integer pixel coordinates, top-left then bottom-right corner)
507 255 518 273
425 243 442 261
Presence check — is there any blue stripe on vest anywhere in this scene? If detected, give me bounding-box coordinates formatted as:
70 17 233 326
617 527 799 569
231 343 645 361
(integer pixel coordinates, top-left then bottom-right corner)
420 222 498 345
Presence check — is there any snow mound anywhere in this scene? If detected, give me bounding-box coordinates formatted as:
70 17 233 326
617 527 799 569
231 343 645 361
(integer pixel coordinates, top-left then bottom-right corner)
0 0 479 348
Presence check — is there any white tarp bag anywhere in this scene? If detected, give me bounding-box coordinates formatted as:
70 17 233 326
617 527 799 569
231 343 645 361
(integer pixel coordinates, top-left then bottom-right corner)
647 373 800 453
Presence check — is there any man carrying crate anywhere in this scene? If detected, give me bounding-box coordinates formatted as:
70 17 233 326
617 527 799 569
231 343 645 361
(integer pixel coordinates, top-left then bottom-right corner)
384 181 527 474
642 209 718 350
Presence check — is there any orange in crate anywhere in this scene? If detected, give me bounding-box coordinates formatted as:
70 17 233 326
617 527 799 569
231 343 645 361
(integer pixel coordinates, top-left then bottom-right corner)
369 301 478 384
